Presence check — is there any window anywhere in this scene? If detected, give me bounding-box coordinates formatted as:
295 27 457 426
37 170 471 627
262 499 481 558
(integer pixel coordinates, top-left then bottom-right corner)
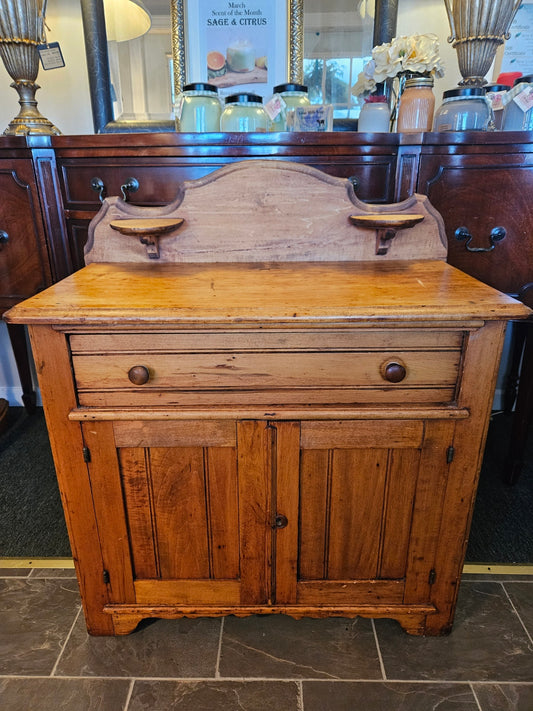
303 56 370 119
303 0 373 119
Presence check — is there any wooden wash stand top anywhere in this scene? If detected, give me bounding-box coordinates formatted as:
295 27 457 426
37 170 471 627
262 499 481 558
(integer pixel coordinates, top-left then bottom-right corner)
5 161 530 637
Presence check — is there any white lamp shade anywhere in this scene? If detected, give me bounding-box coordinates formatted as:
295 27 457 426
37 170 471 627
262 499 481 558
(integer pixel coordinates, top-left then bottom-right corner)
104 0 152 42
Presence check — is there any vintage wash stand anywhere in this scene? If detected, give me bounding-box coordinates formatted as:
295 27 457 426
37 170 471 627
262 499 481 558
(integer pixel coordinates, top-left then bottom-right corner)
5 161 529 636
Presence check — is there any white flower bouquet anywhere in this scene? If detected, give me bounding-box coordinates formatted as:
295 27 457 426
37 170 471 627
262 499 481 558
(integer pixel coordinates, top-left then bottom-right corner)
352 33 445 96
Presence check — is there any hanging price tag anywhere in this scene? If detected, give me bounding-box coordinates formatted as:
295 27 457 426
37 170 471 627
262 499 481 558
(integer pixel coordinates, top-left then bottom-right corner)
264 94 285 121
37 42 65 70
513 86 533 113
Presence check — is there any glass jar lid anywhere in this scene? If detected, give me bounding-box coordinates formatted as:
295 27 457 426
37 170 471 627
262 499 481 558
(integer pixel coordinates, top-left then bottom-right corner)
442 87 486 99
183 82 218 93
405 76 434 88
484 84 508 93
273 83 308 94
225 93 263 104
514 75 533 85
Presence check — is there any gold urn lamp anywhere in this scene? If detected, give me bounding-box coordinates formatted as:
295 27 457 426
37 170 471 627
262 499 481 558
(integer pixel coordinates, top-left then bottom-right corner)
0 0 60 135
443 0 522 85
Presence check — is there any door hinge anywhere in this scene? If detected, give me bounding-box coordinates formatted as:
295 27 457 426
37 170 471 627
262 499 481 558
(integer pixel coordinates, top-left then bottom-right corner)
428 568 437 585
446 446 455 464
103 569 110 584
82 446 91 463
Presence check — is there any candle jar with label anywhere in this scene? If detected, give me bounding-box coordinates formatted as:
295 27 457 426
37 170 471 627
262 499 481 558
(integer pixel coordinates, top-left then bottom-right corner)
396 76 435 133
220 93 269 132
433 87 491 132
175 83 221 132
270 83 310 131
502 76 533 131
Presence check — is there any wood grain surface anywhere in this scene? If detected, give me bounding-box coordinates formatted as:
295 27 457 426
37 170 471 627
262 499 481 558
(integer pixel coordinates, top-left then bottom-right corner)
5 260 529 325
84 161 448 264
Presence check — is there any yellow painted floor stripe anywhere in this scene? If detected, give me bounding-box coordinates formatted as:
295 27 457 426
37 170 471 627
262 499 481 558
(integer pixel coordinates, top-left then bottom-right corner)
0 557 75 568
0 559 532 575
462 563 533 576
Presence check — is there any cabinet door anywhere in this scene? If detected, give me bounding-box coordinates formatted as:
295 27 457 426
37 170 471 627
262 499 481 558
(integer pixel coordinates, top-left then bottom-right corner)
417 152 533 294
82 419 272 608
0 159 51 310
82 417 454 615
274 420 455 608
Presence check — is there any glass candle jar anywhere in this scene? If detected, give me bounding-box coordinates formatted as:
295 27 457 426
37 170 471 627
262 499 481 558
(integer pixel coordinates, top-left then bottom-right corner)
175 83 221 133
433 87 491 132
357 96 390 133
220 93 269 132
396 76 435 133
270 83 310 131
502 75 533 131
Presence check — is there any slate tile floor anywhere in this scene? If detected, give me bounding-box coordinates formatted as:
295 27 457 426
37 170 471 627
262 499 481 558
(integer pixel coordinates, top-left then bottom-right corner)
0 567 532 710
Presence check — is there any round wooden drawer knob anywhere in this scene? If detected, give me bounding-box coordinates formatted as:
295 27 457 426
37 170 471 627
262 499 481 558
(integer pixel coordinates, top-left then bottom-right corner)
382 361 407 383
128 365 150 385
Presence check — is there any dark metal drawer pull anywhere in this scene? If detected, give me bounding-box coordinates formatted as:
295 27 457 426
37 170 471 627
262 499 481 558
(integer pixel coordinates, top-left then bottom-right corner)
90 177 140 202
90 177 106 202
454 226 506 253
348 176 360 192
121 177 140 201
0 230 8 246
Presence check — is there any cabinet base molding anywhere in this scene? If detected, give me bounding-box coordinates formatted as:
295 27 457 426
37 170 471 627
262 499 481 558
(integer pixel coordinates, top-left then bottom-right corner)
104 603 437 637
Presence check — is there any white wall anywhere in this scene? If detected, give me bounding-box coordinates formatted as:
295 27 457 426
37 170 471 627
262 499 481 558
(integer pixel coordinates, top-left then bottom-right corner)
396 0 463 102
0 0 511 405
0 0 93 136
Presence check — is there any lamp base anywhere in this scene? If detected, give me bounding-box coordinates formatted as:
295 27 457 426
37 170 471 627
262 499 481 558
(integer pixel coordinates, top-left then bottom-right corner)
3 80 61 136
453 37 504 88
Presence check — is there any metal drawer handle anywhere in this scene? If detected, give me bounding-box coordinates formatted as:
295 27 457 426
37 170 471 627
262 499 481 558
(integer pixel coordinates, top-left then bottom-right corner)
128 365 150 386
382 361 407 383
348 176 360 192
121 177 140 201
90 177 140 202
454 226 506 252
90 177 106 202
0 230 8 246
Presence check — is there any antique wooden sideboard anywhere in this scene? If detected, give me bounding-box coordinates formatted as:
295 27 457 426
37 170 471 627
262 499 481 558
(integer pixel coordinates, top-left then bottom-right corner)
5 161 529 636
1 131 532 476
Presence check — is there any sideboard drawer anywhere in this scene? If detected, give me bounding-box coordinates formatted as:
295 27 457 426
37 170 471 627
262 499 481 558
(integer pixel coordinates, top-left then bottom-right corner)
70 329 463 408
59 162 218 209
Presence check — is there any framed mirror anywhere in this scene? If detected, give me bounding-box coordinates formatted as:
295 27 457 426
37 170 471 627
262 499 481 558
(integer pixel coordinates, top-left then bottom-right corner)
81 0 397 133
172 0 304 101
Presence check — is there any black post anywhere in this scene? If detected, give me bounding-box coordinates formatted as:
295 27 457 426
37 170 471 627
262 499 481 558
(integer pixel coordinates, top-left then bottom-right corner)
373 0 399 47
80 0 114 133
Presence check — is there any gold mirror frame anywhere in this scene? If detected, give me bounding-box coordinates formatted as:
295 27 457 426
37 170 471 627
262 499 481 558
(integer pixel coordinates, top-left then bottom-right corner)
170 0 304 98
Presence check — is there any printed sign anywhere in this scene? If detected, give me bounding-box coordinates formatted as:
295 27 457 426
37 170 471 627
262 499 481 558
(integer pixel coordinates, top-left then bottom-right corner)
186 0 288 99
501 3 533 74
